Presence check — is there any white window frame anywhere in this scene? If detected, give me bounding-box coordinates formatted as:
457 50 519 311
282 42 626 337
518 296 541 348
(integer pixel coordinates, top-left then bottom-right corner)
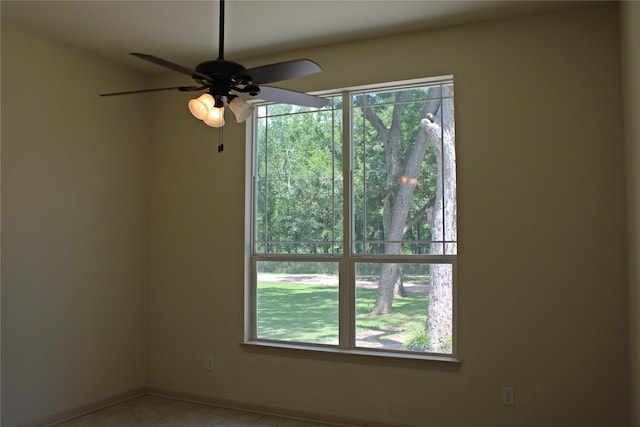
243 77 459 363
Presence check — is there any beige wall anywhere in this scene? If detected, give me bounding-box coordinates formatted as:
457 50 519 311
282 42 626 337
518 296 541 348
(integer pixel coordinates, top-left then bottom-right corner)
623 2 640 426
1 22 148 426
147 4 629 427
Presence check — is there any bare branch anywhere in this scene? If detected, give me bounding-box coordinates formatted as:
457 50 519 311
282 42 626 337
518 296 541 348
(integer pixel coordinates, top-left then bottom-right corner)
363 106 389 141
403 196 435 235
391 91 409 130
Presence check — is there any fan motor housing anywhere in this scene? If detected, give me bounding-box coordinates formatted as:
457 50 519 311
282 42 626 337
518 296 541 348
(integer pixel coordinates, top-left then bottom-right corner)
196 59 246 79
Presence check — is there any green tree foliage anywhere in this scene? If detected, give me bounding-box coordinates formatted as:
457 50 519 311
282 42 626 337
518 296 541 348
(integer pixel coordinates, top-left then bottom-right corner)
255 100 343 257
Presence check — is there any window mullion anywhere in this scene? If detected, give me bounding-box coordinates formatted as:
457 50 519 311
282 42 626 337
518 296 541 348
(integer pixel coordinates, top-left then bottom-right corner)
339 91 354 349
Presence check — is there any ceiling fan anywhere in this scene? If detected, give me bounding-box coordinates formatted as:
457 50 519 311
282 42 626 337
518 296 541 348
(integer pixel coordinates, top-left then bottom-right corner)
101 0 328 128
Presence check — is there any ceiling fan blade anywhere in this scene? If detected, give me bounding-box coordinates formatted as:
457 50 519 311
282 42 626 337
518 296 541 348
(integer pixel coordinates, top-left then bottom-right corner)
100 86 204 97
241 59 323 85
249 86 329 108
130 53 213 82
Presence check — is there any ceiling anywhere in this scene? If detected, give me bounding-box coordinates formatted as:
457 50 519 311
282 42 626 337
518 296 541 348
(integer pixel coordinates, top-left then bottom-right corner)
1 0 568 75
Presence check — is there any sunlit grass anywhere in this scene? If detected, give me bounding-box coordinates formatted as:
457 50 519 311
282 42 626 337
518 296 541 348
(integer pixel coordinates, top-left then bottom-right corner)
257 282 339 343
355 287 427 349
257 281 428 350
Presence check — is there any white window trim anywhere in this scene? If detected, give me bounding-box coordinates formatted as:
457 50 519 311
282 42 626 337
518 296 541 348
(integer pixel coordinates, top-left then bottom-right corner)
243 77 459 363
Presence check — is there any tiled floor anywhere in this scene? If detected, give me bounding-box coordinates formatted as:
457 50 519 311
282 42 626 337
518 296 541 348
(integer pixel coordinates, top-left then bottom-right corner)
55 395 336 427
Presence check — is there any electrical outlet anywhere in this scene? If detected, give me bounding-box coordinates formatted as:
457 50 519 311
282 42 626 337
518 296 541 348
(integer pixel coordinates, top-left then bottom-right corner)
206 357 214 371
502 387 514 405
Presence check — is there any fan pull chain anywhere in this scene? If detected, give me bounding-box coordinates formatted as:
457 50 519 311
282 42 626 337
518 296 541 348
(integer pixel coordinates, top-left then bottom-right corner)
218 127 224 153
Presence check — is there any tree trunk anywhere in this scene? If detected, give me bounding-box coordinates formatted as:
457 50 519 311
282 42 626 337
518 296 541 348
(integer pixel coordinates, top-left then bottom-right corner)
394 265 406 298
370 115 442 315
426 97 456 353
372 262 400 314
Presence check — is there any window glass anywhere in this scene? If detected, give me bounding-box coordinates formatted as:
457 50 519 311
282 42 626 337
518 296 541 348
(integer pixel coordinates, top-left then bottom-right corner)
255 97 343 255
352 84 456 256
355 262 453 353
256 261 339 345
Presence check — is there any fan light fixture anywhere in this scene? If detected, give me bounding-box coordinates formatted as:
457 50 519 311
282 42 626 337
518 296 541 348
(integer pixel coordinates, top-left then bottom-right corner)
188 93 252 127
228 97 254 123
101 0 328 137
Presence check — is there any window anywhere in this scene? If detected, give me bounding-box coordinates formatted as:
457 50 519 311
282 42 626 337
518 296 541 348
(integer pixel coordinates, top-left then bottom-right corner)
246 77 457 358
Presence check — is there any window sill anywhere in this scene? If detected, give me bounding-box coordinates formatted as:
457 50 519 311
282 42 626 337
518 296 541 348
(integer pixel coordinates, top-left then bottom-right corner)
240 341 462 369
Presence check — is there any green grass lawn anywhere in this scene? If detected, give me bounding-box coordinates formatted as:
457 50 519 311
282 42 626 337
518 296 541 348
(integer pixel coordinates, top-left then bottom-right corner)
257 281 428 350
257 282 339 343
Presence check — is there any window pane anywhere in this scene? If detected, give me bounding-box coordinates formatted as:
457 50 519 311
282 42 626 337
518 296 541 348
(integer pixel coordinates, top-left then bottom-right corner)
352 82 456 256
255 97 343 254
355 262 453 354
257 261 339 345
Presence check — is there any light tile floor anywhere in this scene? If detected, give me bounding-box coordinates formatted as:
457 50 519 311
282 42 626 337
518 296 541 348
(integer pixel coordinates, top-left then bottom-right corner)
55 395 337 427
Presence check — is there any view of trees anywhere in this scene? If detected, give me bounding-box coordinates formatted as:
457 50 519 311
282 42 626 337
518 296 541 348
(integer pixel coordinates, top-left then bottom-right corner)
255 98 343 256
254 81 456 354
